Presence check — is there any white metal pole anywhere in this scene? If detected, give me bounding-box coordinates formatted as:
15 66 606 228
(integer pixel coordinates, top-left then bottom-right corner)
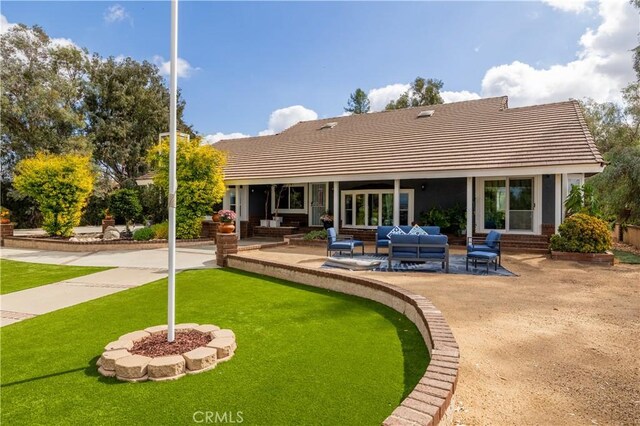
167 0 178 343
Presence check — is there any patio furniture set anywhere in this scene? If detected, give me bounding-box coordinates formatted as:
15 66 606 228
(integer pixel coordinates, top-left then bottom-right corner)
327 226 502 273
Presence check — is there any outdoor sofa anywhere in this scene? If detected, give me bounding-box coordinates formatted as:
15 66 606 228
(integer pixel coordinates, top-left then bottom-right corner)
388 234 449 273
376 225 441 254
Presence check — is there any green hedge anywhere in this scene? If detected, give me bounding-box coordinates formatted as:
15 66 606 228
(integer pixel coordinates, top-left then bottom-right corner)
132 227 155 241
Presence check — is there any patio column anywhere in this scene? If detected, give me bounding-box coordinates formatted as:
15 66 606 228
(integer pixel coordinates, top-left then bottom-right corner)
466 177 473 240
555 174 562 233
393 179 400 226
235 185 241 240
561 173 568 220
333 181 339 233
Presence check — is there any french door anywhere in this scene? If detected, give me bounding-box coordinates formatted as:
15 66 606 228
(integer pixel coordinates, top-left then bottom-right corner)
481 177 535 232
309 183 328 226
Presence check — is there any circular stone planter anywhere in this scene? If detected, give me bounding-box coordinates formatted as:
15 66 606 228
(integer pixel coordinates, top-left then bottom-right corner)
97 323 237 382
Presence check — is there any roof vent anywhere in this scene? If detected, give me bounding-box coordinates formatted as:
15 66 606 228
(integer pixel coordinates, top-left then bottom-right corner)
319 122 337 130
417 110 435 118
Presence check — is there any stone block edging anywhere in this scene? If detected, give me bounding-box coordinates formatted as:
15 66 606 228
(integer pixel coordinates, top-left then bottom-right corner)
3 236 215 252
97 324 237 382
226 255 459 426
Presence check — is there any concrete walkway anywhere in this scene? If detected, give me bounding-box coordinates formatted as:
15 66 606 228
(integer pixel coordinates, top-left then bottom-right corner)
0 245 218 269
0 238 280 327
0 244 218 327
0 268 167 327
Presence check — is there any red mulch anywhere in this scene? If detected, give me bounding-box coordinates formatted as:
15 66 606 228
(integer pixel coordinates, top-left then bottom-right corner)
130 331 211 357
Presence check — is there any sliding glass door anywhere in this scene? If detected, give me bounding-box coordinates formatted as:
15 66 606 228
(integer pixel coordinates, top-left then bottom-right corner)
482 177 534 232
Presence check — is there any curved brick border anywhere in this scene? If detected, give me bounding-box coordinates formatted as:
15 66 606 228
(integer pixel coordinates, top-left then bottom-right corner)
226 255 459 426
97 324 237 382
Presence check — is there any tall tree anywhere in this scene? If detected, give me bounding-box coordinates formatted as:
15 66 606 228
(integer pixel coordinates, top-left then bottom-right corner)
385 77 444 110
344 88 370 114
84 55 192 185
0 24 90 174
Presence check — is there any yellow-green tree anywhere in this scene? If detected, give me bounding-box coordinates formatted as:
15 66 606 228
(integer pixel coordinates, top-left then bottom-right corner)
13 154 95 237
148 135 226 239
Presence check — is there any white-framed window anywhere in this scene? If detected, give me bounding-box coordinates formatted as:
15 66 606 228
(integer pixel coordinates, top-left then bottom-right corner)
566 173 584 194
341 189 414 228
271 184 308 214
476 176 541 234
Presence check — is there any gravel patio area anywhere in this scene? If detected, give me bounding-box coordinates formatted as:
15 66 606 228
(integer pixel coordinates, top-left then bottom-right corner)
237 244 640 425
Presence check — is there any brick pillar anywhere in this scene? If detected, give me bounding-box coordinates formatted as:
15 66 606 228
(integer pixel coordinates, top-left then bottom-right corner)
0 222 14 246
102 218 116 233
216 233 238 267
201 220 221 241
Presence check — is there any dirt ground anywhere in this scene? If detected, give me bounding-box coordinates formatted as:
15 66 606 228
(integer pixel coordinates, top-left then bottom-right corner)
238 244 640 425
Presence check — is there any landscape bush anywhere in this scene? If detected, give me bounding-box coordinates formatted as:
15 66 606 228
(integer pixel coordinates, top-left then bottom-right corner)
109 189 142 231
132 227 155 241
550 213 612 253
148 135 226 239
13 154 94 237
303 229 327 240
150 221 169 239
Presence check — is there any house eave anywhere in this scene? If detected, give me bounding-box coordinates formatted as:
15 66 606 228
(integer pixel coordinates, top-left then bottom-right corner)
224 163 605 185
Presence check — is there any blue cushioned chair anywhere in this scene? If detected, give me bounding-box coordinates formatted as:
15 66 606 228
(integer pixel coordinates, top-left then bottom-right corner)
327 227 364 258
467 230 502 265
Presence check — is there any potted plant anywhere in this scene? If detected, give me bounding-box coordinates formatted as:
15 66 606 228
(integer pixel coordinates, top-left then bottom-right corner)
0 206 11 224
218 209 237 233
320 211 334 229
212 211 221 222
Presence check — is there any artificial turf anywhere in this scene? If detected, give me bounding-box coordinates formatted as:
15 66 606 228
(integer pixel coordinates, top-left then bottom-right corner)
0 268 428 425
0 259 111 294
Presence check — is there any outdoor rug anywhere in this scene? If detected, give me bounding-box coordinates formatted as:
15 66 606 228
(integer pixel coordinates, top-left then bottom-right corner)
322 254 516 276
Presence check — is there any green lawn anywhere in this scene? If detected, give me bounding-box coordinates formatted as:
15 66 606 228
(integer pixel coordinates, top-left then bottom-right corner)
613 249 640 264
0 259 111 294
0 268 428 425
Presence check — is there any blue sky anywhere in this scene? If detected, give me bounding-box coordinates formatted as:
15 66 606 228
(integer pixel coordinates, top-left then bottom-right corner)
1 1 636 142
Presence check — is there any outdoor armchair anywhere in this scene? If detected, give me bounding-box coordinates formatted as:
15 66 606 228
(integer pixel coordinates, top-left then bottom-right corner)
467 230 502 265
326 227 365 258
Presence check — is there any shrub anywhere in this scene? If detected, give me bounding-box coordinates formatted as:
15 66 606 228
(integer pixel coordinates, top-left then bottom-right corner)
303 229 327 240
148 135 226 239
109 189 142 231
13 153 94 237
550 213 612 253
150 221 169 239
133 227 155 241
138 184 167 224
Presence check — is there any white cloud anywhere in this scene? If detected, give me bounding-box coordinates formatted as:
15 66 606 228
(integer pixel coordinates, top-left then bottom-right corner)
262 105 318 134
104 4 131 24
481 0 636 106
367 83 410 112
0 14 17 35
541 0 591 13
441 90 481 103
153 55 199 79
203 132 250 144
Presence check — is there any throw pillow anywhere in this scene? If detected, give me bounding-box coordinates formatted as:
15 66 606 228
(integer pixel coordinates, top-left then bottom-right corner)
408 224 428 236
386 226 406 239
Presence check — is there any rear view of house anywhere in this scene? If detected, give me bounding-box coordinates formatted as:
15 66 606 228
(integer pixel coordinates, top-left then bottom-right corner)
216 96 604 249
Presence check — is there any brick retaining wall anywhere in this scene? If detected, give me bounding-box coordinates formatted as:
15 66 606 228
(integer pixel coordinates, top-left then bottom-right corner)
3 236 215 252
226 255 459 425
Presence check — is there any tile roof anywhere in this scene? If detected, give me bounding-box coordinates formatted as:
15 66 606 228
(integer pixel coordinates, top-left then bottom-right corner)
215 96 604 181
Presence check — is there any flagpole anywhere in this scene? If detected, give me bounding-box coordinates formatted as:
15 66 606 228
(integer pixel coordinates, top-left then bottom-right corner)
167 0 178 343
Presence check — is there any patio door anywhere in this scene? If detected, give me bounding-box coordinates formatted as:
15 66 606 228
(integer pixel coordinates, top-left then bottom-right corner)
309 183 327 226
480 177 535 232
